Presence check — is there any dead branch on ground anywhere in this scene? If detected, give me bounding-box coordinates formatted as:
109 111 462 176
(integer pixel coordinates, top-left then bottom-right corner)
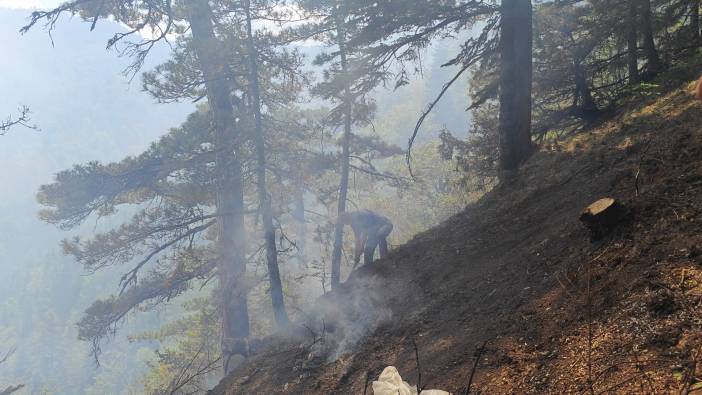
412 338 423 393
465 340 487 394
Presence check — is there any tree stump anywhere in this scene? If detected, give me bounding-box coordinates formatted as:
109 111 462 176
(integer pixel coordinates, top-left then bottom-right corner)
579 198 625 241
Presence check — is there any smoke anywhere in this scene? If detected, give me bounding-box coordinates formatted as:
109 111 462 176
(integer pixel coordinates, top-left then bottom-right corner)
301 274 393 362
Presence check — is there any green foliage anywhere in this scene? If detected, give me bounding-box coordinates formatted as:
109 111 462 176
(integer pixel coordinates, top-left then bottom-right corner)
367 141 477 245
137 298 221 395
37 107 221 361
13 0 702 393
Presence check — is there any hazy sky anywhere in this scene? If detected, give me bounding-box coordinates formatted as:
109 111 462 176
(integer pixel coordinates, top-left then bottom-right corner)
0 0 61 9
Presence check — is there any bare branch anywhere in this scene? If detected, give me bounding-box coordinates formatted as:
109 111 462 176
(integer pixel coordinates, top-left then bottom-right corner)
0 106 38 134
0 348 23 395
21 0 176 76
163 343 221 395
406 16 499 177
0 349 14 367
0 384 25 395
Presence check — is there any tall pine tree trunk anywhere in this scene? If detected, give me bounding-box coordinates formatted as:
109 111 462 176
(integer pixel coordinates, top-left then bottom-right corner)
293 188 306 268
186 0 249 374
692 0 701 45
627 0 640 84
499 0 533 178
640 0 661 76
330 13 353 289
573 60 597 118
243 0 289 329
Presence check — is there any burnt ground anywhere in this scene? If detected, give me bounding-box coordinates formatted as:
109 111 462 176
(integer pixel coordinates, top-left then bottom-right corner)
210 62 702 394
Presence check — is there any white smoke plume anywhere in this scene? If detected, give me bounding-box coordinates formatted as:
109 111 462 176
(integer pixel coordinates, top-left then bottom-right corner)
300 274 393 362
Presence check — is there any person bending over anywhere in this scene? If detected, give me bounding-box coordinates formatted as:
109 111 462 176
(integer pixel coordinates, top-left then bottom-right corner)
338 209 393 266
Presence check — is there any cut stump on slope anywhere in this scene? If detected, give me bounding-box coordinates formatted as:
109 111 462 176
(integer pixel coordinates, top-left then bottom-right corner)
579 198 625 241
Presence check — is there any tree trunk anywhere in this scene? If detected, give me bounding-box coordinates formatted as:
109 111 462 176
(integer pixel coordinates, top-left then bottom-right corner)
692 0 701 45
330 13 353 289
498 0 533 177
186 0 249 374
627 0 640 84
243 0 289 329
293 188 306 268
573 60 598 118
639 0 661 76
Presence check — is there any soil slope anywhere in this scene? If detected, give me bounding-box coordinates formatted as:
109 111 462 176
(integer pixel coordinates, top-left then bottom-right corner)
211 60 702 394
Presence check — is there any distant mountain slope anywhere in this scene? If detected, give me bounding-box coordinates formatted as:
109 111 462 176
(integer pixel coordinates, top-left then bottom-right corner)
211 57 702 394
0 9 192 394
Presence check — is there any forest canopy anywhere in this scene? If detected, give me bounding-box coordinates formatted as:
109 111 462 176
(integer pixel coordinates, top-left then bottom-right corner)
1 0 701 392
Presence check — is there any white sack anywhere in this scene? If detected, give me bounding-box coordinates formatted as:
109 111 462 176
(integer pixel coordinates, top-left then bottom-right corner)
372 366 451 395
372 366 416 395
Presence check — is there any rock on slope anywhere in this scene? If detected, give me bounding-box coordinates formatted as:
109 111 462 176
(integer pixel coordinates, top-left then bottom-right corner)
211 60 702 394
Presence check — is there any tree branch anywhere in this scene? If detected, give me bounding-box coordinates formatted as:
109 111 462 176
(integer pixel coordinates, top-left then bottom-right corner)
118 219 215 293
78 258 217 364
0 106 37 134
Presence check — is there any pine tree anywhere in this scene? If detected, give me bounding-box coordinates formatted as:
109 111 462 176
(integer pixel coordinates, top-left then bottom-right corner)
185 0 250 372
243 0 289 327
294 0 378 288
640 0 662 77
628 0 641 84
499 0 534 176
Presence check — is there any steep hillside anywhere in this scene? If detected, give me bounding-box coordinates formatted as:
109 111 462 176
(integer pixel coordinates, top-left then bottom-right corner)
211 61 702 394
